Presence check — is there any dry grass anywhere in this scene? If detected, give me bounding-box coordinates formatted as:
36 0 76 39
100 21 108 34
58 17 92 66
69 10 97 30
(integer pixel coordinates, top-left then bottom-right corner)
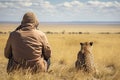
0 24 120 80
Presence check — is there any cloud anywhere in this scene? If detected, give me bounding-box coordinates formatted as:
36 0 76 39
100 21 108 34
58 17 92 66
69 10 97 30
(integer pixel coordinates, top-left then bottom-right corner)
58 1 83 8
87 1 120 9
43 1 55 9
0 0 56 14
1 0 120 12
0 2 7 8
19 2 32 7
55 0 120 21
0 1 33 9
0 2 14 8
85 1 120 16
0 0 120 21
56 0 120 13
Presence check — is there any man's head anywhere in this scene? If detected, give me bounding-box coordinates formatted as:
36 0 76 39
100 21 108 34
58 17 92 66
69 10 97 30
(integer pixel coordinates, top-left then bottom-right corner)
21 12 39 28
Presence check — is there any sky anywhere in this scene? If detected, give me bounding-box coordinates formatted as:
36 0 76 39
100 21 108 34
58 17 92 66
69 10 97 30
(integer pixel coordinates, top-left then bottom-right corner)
0 0 120 22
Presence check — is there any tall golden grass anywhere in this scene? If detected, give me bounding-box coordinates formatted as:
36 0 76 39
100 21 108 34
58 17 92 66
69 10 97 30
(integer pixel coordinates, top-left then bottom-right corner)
0 24 120 80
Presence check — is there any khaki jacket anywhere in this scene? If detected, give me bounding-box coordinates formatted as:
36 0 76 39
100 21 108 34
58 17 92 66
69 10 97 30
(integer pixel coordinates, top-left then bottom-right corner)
4 12 51 73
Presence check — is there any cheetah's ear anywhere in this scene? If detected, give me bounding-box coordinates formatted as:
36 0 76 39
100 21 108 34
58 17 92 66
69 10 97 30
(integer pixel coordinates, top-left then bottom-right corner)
80 43 83 46
90 42 93 46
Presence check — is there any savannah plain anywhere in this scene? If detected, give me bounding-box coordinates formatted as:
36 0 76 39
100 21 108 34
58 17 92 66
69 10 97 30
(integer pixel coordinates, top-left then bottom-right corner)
0 23 120 80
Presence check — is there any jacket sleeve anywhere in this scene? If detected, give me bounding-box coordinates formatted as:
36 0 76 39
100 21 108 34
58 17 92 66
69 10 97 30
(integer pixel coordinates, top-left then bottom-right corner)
4 33 12 59
42 33 51 60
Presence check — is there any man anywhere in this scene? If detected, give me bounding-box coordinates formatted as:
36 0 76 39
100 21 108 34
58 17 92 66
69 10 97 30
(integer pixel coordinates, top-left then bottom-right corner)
4 12 51 73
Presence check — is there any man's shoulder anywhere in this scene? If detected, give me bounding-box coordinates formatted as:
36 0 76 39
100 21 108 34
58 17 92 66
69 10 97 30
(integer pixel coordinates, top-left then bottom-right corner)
10 30 20 34
9 31 16 35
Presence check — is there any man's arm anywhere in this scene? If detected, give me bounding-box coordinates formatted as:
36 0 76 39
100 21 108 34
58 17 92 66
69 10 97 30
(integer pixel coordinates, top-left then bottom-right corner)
42 34 51 60
4 33 12 59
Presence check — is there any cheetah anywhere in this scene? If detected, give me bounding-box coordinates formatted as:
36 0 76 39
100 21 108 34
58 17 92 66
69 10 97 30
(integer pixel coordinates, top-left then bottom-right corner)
75 42 96 73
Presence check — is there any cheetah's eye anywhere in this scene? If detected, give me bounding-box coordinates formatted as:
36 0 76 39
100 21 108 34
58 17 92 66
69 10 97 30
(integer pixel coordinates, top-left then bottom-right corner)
90 42 93 46
80 43 83 46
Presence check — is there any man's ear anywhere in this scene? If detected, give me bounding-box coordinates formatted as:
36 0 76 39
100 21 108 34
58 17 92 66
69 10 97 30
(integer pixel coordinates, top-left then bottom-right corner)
90 42 93 46
80 43 83 46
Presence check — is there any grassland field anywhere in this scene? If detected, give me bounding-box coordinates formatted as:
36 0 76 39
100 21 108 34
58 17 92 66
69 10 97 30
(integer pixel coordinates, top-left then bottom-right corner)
0 23 120 80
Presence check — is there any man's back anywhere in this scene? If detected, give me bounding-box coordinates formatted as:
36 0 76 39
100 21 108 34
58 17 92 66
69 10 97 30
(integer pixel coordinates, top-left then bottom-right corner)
10 29 45 63
4 12 51 73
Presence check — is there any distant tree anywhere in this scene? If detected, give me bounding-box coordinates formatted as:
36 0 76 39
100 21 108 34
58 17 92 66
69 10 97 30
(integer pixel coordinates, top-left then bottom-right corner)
0 31 3 34
79 32 82 34
46 31 53 34
62 30 65 34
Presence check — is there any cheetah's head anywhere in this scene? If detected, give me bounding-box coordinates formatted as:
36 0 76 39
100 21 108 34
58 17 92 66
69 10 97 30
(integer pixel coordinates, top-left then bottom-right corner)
80 42 93 52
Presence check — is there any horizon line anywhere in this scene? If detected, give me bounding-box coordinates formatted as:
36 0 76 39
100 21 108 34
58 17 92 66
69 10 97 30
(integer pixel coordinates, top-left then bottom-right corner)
0 21 120 25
